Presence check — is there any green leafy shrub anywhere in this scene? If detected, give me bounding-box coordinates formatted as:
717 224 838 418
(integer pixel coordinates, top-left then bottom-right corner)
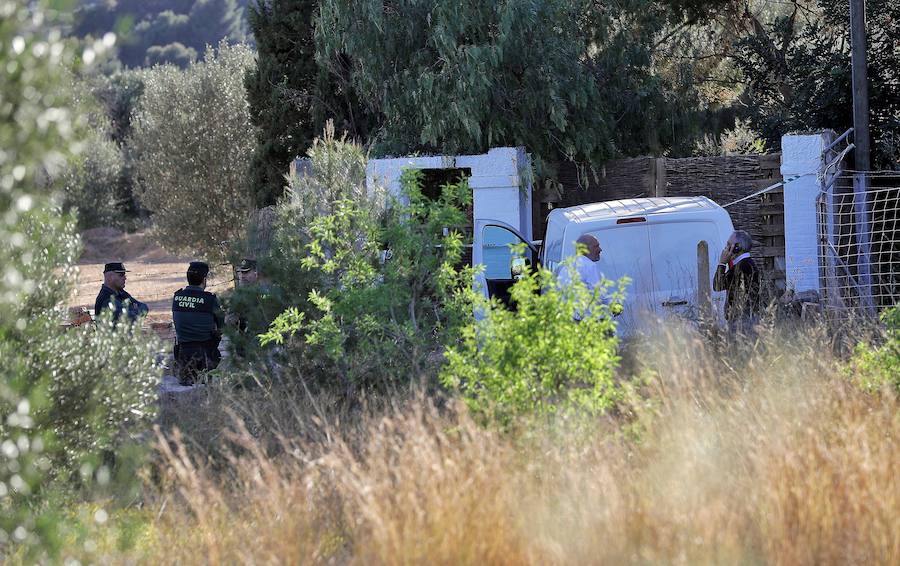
63 123 128 229
221 279 288 365
851 308 900 392
223 126 368 364
31 316 161 471
259 165 474 390
62 70 147 229
263 124 371 305
441 263 626 427
694 118 767 157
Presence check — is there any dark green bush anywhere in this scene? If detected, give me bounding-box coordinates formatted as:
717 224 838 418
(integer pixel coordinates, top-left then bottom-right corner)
30 316 161 472
63 125 128 229
1 3 161 558
222 126 367 365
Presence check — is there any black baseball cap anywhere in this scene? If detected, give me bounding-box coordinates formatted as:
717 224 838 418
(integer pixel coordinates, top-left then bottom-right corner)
236 258 257 272
187 261 210 277
103 262 129 273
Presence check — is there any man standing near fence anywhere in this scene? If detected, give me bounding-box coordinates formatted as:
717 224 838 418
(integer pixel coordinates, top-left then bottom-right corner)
172 261 224 385
94 262 149 323
714 230 762 335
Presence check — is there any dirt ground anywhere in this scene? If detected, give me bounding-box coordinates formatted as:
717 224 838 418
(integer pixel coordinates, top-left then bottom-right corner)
71 228 234 326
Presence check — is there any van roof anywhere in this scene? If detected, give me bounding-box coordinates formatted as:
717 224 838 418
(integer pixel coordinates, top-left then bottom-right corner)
557 196 722 223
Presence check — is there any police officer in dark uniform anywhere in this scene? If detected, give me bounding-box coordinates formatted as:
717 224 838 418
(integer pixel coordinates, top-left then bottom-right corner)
172 261 224 385
94 262 149 324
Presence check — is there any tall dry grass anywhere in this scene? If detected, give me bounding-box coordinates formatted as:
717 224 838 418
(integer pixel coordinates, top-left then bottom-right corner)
139 321 899 565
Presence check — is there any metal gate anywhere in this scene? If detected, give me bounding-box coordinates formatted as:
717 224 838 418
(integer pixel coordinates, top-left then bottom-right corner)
817 129 900 319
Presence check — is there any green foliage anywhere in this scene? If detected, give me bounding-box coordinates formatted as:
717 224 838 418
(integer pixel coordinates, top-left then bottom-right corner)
62 70 148 229
222 280 287 363
244 0 321 207
131 41 256 261
30 315 161 472
441 262 626 427
64 122 128 229
1 2 161 558
89 70 146 148
694 118 767 156
734 0 900 167
73 0 248 68
313 0 705 171
244 0 722 192
235 127 373 363
258 145 475 389
851 308 900 392
62 69 148 226
144 41 197 67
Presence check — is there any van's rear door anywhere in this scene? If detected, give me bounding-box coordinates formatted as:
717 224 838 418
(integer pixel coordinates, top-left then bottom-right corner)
473 219 538 308
647 220 721 320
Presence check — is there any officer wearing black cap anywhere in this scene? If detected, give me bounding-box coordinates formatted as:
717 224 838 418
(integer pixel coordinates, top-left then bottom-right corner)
172 261 224 385
94 262 149 323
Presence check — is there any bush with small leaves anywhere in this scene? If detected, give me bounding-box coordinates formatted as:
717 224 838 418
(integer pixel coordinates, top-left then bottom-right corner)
63 125 127 229
850 307 900 393
30 315 161 472
0 2 161 559
259 164 475 391
441 262 627 428
224 126 369 363
694 118 767 157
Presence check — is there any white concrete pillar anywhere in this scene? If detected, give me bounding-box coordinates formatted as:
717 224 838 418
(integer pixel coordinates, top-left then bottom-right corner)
366 147 533 238
781 132 834 295
457 147 532 241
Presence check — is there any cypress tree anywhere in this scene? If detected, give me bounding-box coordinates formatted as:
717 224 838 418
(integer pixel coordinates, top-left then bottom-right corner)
244 0 319 207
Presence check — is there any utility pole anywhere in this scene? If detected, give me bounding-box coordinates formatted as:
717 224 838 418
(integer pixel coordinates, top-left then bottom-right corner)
850 0 871 171
849 0 874 313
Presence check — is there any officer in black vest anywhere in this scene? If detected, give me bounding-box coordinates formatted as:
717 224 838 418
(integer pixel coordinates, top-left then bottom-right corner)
172 261 224 385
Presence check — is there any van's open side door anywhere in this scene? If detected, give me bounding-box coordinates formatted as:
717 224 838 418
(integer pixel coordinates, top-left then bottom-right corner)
473 219 539 308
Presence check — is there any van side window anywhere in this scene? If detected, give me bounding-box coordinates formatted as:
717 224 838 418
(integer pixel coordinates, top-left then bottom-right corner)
482 225 531 279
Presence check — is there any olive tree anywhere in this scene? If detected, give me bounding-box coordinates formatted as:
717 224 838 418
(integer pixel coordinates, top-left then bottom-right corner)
1 2 161 559
132 41 257 261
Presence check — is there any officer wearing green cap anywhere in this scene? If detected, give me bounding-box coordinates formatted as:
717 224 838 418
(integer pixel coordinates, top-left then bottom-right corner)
172 261 224 385
94 262 149 323
223 257 285 362
236 258 258 287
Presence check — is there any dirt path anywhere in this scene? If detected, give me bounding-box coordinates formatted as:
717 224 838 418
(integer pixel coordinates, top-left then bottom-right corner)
74 261 233 323
71 227 234 325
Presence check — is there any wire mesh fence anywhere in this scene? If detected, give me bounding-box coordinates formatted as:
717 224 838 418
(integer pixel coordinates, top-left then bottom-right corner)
818 169 900 317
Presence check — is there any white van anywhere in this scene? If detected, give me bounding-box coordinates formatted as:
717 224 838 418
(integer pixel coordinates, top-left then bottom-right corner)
473 196 735 334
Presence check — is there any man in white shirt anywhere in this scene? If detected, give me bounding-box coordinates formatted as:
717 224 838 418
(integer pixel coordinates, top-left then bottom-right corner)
555 234 609 320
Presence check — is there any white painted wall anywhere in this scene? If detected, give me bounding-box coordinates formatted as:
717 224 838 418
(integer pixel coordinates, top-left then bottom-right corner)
781 132 834 295
366 147 533 240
